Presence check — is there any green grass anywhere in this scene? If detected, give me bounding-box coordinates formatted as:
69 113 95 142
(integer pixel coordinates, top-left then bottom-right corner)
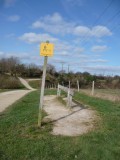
28 80 41 89
0 90 120 160
0 89 13 93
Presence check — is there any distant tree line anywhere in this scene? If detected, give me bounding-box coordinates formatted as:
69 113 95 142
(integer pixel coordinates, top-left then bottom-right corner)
0 56 120 89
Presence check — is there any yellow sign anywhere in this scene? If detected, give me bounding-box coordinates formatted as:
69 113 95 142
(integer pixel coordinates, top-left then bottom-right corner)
40 42 54 56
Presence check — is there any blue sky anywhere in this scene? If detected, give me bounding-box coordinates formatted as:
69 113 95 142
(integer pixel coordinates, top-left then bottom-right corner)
0 0 120 75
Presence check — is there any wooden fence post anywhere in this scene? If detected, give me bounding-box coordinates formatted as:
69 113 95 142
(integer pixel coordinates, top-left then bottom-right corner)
92 81 94 96
77 80 79 92
67 89 70 107
69 81 70 89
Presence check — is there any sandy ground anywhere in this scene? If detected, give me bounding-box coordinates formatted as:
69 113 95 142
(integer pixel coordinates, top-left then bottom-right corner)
43 95 96 136
0 90 31 112
0 77 35 113
26 78 40 82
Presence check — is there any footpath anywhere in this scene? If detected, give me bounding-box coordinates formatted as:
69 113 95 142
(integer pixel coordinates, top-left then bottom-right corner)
0 77 35 112
43 95 96 136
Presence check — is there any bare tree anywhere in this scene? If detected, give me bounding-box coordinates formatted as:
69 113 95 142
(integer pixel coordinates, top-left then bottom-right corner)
47 64 56 75
7 57 20 76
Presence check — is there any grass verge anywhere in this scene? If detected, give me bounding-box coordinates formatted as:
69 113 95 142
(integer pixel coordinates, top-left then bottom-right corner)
0 74 25 89
28 80 41 89
0 90 120 160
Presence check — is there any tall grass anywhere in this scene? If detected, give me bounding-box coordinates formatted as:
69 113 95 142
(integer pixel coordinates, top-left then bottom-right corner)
0 74 24 89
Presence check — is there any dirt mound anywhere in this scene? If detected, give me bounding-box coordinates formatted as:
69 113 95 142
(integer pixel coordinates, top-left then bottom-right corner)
43 95 97 136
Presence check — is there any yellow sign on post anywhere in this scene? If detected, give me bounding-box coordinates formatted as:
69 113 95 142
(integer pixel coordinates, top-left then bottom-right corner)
38 41 54 127
40 42 54 56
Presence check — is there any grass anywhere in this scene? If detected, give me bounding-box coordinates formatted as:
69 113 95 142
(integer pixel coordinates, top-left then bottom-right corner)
0 89 13 93
95 89 120 95
81 88 120 101
0 89 120 160
28 80 41 89
0 74 25 89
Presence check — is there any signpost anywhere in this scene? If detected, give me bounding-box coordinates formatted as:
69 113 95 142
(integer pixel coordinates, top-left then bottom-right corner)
91 81 95 96
38 41 54 127
77 80 80 92
40 42 54 56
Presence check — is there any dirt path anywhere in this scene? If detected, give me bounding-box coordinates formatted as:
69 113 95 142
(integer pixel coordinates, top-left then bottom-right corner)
0 90 32 112
26 78 40 81
18 77 35 90
43 95 97 136
0 77 35 113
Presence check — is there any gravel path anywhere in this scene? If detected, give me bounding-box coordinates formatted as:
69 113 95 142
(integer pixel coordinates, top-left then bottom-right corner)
18 77 35 90
0 77 35 112
0 90 31 112
43 95 97 136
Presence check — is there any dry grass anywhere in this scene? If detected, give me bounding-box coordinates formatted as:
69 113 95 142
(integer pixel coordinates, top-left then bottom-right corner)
80 89 120 102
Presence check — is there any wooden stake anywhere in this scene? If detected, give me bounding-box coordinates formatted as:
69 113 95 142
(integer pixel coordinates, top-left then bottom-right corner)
38 56 48 127
69 80 70 89
77 80 80 92
92 81 94 96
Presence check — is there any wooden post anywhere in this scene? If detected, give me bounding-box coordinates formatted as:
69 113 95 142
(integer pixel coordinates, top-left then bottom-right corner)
77 80 79 92
67 89 70 107
57 84 60 97
38 56 48 127
69 80 70 89
69 95 72 107
92 81 94 96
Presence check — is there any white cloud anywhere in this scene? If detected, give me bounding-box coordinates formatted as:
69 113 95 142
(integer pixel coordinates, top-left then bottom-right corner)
19 32 58 44
85 59 108 63
31 13 112 38
55 41 73 51
32 21 43 28
32 13 74 35
4 0 16 8
74 26 91 36
74 47 84 53
81 66 120 74
91 45 108 52
57 51 69 56
69 58 108 65
0 51 41 64
1 50 119 75
74 25 112 37
0 51 4 57
91 26 112 37
8 15 20 22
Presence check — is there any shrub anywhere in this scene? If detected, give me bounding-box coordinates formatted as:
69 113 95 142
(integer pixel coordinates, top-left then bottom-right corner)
0 74 24 89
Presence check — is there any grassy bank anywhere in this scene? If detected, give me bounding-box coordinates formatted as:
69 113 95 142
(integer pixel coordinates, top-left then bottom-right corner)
0 90 120 160
0 89 13 93
0 74 25 89
80 89 120 102
28 80 41 89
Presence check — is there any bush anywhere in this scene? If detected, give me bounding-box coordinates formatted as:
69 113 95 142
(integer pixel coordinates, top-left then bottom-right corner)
0 74 24 89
